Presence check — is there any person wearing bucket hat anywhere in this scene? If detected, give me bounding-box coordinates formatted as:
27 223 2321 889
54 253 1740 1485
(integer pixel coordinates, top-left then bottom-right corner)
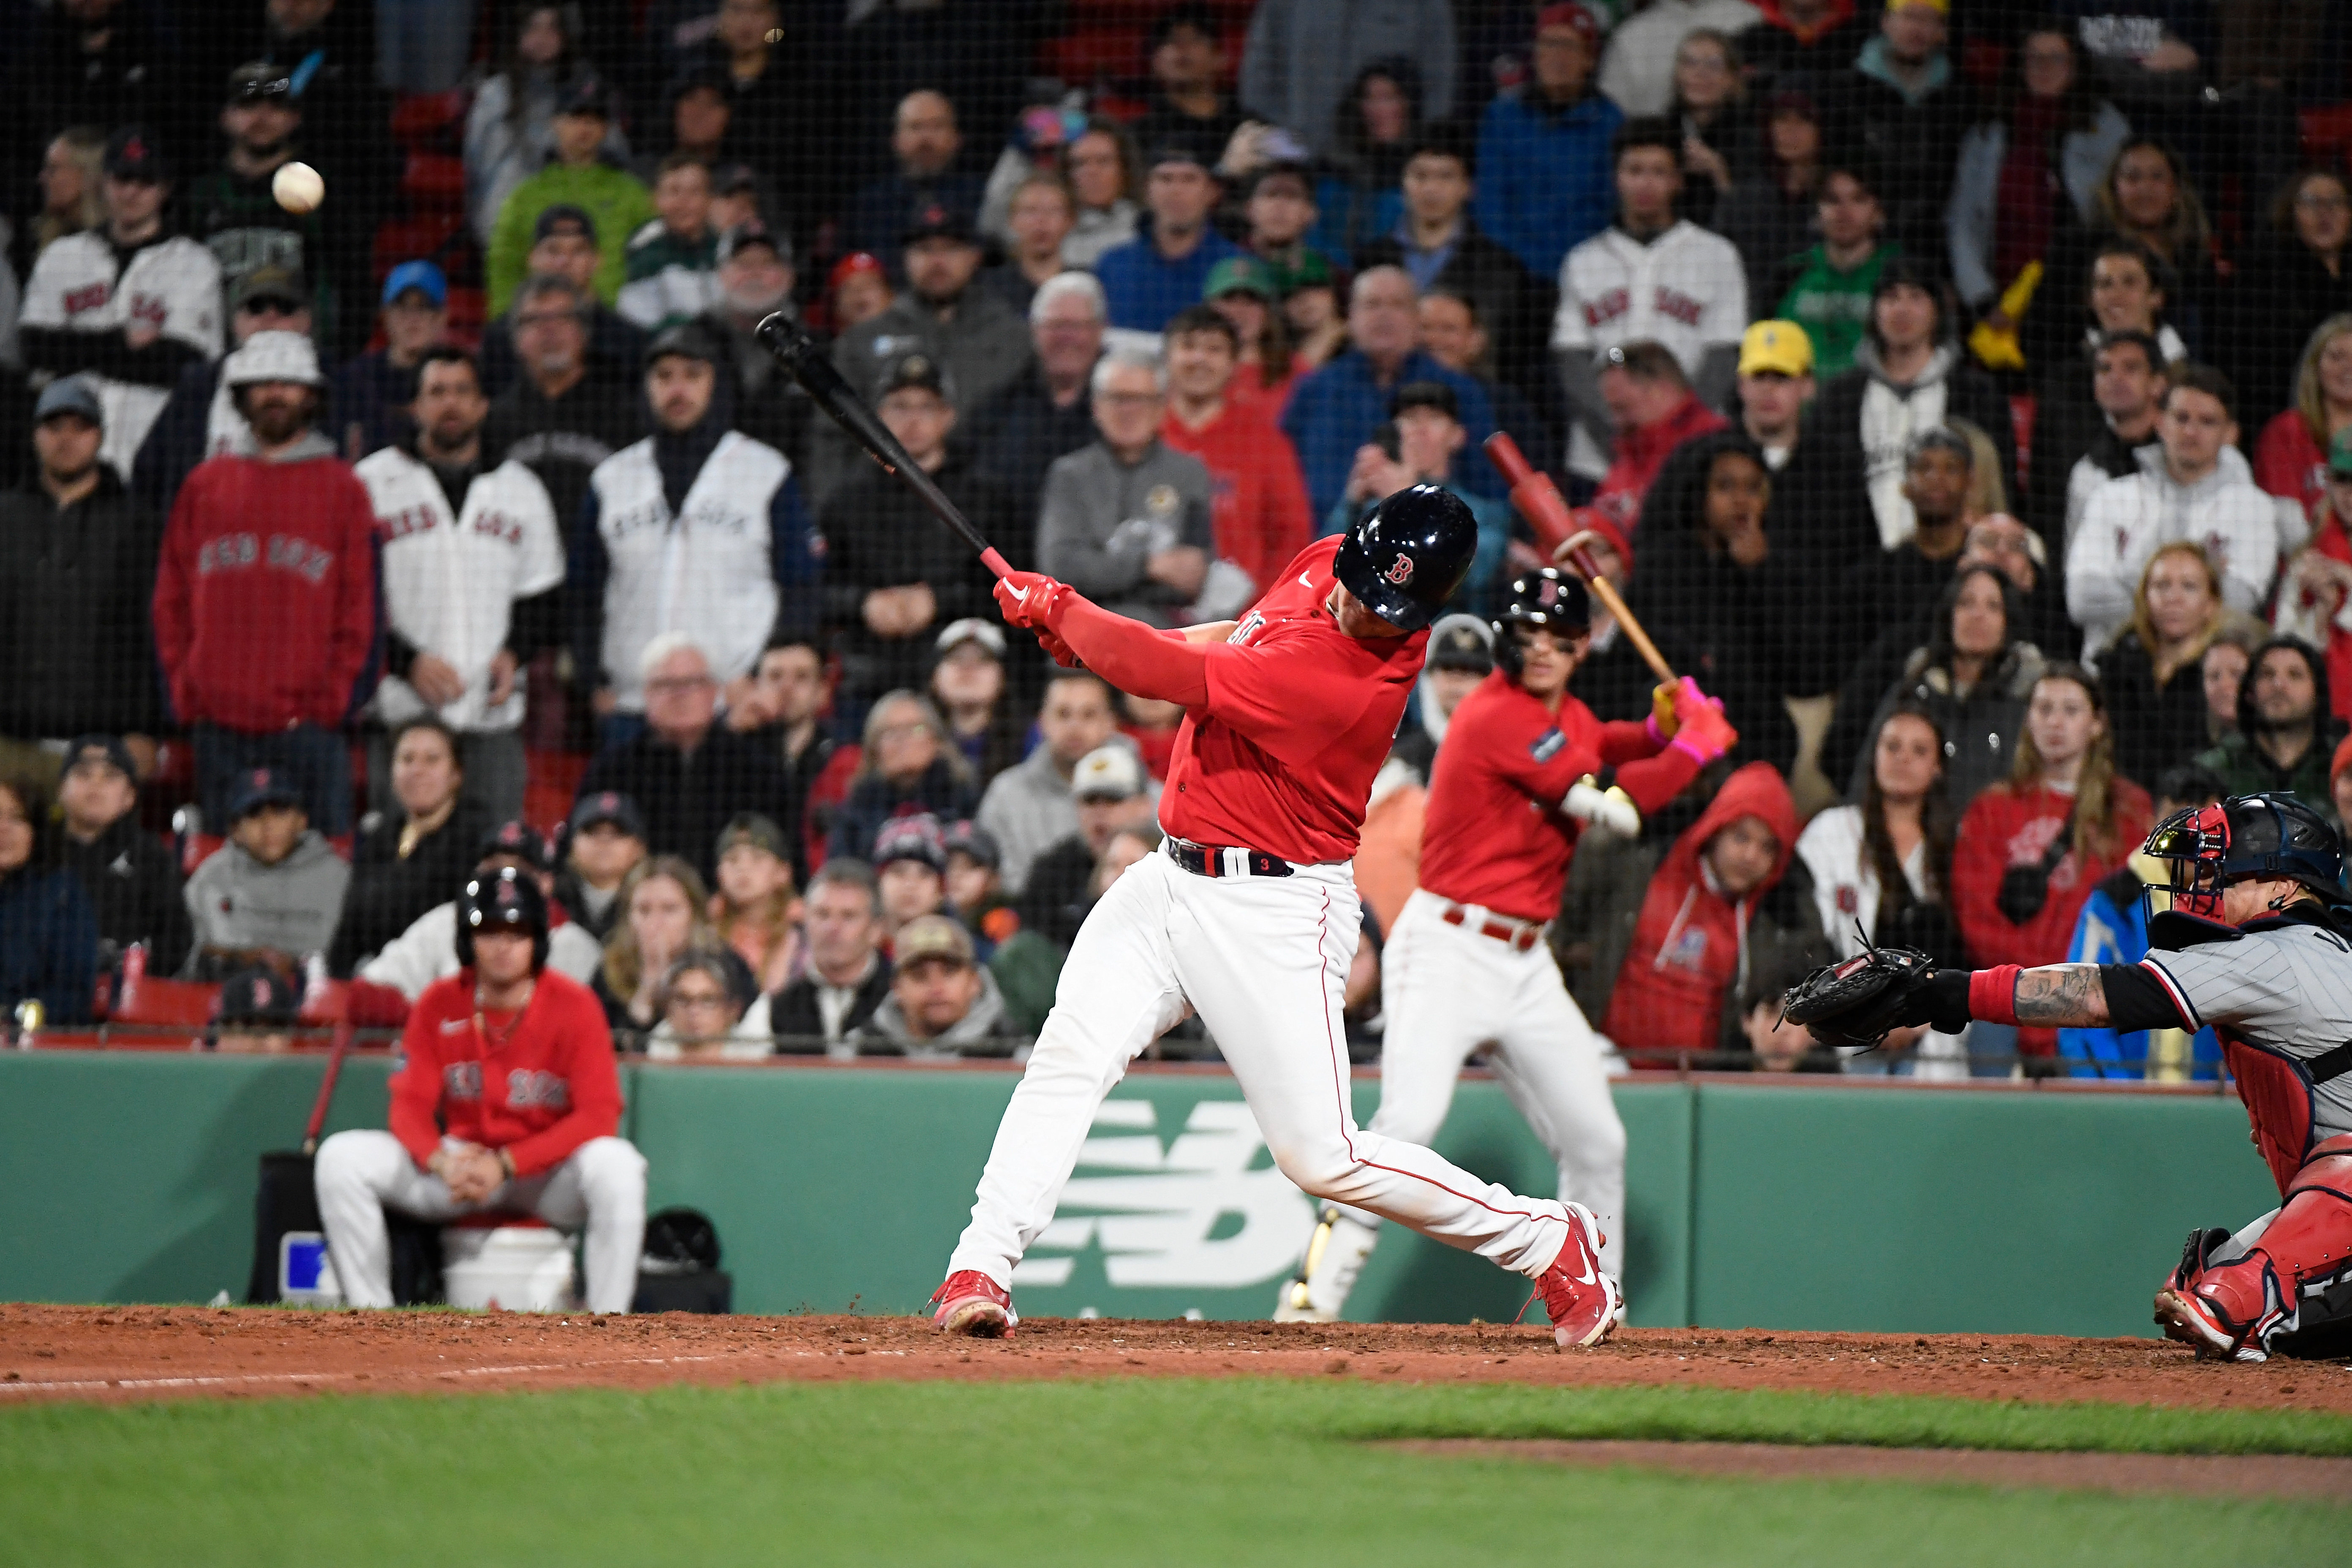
19 123 224 480
153 324 377 838
819 349 1020 703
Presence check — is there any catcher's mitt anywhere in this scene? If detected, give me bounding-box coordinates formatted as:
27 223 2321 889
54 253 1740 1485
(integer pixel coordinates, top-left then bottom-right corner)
1780 943 1941 1049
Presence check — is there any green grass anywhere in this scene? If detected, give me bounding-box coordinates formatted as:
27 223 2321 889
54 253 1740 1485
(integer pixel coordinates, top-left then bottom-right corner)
4 1379 2346 1566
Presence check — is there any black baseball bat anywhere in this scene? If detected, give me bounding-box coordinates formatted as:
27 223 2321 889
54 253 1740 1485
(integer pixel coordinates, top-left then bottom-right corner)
754 311 1013 579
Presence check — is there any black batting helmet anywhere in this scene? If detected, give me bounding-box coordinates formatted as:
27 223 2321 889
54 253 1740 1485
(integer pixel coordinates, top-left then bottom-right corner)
2140 793 2345 924
454 866 552 973
1332 484 1478 633
1491 568 1590 677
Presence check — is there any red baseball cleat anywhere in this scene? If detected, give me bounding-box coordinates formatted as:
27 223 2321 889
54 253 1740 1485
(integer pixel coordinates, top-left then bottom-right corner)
1534 1203 1621 1350
931 1270 1017 1337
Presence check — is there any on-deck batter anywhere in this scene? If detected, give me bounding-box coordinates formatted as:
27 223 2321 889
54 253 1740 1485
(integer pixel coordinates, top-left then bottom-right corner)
930 487 1624 1347
1275 567 1735 1321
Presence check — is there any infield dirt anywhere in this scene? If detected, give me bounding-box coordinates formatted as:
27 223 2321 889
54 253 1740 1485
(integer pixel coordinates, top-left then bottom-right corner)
4 1304 2348 1412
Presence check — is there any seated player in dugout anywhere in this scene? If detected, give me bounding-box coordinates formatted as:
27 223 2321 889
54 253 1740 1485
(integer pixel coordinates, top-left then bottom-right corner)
313 868 646 1312
1804 794 2352 1363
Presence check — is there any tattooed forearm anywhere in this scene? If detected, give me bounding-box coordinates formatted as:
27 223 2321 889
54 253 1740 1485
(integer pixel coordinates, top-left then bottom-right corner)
2012 964 2110 1026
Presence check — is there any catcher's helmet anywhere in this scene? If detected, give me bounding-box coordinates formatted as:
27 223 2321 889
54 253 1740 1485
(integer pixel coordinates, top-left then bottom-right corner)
454 866 552 972
1491 567 1590 677
1333 484 1477 632
2140 793 2344 923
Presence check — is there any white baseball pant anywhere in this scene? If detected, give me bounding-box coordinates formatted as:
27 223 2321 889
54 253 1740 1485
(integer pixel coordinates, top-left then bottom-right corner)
948 849 1577 1286
313 1130 648 1312
1369 888 1626 1276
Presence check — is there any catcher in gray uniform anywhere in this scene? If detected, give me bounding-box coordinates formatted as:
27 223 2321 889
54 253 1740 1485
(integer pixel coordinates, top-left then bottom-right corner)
1786 792 2352 1363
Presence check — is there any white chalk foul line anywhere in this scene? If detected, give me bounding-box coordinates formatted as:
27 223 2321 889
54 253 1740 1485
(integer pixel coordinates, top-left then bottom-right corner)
0 1351 739 1396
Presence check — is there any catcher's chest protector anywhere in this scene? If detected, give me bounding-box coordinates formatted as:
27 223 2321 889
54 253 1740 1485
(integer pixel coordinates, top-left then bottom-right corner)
2224 1035 2329 1196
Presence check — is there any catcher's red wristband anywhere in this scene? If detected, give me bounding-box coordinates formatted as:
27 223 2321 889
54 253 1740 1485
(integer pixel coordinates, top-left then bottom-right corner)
1968 966 2023 1026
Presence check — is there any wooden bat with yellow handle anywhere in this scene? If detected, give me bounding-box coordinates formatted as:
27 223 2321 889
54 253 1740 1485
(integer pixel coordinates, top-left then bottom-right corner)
1483 430 1679 686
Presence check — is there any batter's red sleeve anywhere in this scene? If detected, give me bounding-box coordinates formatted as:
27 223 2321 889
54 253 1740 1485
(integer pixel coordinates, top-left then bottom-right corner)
1596 718 1662 766
498 987 623 1177
1612 743 1704 817
1047 594 1211 707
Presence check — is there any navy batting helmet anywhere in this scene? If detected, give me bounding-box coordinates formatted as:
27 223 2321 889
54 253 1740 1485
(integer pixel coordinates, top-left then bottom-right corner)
2140 793 2344 923
454 866 552 973
1332 484 1478 633
1491 568 1590 677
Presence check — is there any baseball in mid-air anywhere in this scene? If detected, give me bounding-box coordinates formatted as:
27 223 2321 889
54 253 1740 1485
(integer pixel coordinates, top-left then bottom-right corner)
272 162 325 215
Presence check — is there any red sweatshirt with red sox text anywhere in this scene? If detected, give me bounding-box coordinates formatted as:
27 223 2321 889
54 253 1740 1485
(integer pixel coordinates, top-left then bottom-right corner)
387 969 621 1177
152 445 377 732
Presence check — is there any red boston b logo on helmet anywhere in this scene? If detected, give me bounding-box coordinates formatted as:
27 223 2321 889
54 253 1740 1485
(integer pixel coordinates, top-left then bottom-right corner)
1383 554 1415 585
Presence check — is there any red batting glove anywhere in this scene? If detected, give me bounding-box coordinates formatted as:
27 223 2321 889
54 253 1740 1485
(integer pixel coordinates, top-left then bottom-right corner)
993 571 1071 631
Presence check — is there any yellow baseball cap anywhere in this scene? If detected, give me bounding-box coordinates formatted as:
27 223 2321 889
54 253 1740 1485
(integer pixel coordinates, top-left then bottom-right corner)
1739 320 1814 378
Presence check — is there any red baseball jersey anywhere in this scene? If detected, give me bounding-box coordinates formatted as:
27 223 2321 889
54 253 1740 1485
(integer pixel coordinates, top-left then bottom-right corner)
1162 537 1428 864
388 968 622 1177
1419 671 1697 921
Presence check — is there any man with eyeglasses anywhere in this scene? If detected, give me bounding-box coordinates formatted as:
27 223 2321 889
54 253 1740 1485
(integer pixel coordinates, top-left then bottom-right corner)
1037 348 1215 629
478 206 649 398
481 275 641 547
19 124 223 483
574 634 789 883
129 263 311 512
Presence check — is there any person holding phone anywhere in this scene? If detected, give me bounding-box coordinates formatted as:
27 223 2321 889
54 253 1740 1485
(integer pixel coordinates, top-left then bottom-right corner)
1325 382 1511 616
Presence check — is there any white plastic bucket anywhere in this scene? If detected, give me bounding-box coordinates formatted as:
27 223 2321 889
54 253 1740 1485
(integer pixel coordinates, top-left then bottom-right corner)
440 1224 577 1312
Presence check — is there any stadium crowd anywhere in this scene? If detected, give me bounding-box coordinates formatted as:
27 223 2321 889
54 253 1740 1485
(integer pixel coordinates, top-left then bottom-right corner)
3 0 2352 1083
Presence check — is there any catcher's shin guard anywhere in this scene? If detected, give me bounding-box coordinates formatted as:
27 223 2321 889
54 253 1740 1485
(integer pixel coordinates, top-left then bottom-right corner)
1273 1206 1380 1323
2160 1141 2352 1361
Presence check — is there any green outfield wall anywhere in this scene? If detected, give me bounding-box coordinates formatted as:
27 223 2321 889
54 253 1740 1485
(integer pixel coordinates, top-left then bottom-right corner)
0 1052 2278 1336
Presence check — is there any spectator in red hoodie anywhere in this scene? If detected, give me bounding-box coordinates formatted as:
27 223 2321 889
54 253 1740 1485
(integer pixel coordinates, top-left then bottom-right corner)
1158 305 1313 603
152 330 376 835
1951 663 2154 1069
1590 339 1727 534
313 868 645 1311
1595 761 1805 1061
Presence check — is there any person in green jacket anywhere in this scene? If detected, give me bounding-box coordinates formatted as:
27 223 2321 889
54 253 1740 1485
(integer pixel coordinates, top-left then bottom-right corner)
1771 158 1897 381
2197 637 2345 830
485 79 655 316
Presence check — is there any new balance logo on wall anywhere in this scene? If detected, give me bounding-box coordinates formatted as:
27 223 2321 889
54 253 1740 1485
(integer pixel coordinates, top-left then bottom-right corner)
1013 1100 1317 1289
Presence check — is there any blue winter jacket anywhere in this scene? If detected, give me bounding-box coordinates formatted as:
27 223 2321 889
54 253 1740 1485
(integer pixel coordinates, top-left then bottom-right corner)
0 864 96 1026
1474 89 1624 282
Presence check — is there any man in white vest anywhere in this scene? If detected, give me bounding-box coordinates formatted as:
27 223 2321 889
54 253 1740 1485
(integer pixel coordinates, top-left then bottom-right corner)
354 346 565 822
573 322 822 751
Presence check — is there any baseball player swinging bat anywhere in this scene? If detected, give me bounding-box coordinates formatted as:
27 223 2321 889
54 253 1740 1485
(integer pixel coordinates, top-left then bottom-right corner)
755 311 1013 580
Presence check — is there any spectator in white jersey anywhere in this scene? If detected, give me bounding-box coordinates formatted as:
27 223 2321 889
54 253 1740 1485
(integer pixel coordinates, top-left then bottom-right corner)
354 346 565 824
17 125 223 481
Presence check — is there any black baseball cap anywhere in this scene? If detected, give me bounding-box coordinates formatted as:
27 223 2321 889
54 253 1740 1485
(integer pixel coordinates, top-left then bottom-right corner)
718 217 789 268
644 321 719 370
1391 380 1460 421
233 264 307 314
943 818 1001 871
533 203 598 245
215 965 299 1028
228 768 303 820
226 60 294 106
569 790 646 841
476 818 556 872
60 734 137 785
877 351 948 399
901 201 976 246
558 77 613 119
104 125 169 183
